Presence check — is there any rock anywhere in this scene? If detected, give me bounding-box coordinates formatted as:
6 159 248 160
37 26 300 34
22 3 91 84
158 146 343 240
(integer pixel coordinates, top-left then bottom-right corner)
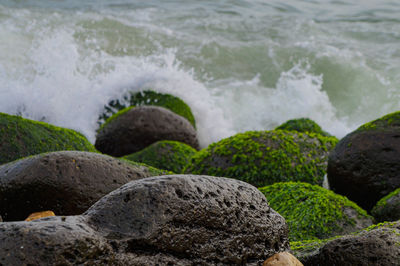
124 140 197 173
85 175 290 264
95 106 199 157
0 216 115 265
0 151 168 221
0 112 96 165
25 211 55 221
328 111 400 211
263 252 303 266
185 130 338 187
259 182 373 241
0 175 290 265
304 221 400 266
275 118 332 137
372 188 400 222
99 90 196 128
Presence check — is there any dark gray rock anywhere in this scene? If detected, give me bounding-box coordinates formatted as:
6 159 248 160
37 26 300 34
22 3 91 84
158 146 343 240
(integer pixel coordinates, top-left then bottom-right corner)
85 175 290 265
304 221 400 266
372 188 400 222
0 175 289 265
95 106 200 157
328 112 400 211
0 216 115 265
0 151 160 221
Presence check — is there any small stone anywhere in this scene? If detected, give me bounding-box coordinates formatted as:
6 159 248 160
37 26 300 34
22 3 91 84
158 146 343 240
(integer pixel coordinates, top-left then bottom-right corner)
25 211 55 221
263 252 304 266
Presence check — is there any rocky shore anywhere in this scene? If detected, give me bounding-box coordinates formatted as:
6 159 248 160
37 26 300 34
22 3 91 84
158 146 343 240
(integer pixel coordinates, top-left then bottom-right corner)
0 91 399 265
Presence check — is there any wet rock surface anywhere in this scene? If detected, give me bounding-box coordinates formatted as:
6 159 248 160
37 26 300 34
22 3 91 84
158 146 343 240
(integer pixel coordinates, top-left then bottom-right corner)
328 112 400 211
0 175 290 265
372 188 400 222
0 151 160 221
303 221 400 266
95 106 199 157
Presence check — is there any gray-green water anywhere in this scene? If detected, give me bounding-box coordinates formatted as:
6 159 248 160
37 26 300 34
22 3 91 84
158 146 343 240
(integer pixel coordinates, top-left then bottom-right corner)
1 0 400 146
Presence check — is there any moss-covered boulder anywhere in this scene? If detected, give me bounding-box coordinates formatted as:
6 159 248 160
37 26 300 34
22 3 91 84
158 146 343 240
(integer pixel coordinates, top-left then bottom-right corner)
0 112 96 165
100 90 196 128
276 118 331 137
184 130 338 187
328 111 400 211
301 221 400 266
259 182 373 241
371 188 400 222
124 140 196 173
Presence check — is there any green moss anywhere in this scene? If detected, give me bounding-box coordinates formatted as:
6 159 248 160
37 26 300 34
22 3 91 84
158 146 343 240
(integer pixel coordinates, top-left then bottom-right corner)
99 90 196 128
184 130 338 187
357 111 400 132
123 140 196 173
371 188 400 222
0 112 97 165
259 182 372 241
276 118 331 137
119 158 174 176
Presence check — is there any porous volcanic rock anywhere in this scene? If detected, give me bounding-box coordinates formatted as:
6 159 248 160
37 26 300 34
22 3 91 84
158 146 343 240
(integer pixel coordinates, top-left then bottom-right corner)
95 106 199 157
85 175 290 264
0 151 168 221
0 175 290 265
0 112 96 165
371 188 400 222
185 130 338 187
0 216 115 265
328 111 400 211
304 221 400 266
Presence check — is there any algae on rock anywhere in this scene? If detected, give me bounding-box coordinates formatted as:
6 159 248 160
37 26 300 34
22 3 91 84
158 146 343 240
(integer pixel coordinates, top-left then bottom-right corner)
276 118 332 137
185 130 338 187
0 112 96 165
99 90 196 128
259 182 373 241
124 140 196 173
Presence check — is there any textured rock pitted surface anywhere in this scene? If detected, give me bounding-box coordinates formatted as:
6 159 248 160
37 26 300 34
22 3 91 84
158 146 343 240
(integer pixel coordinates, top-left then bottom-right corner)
304 221 400 266
0 175 290 265
86 175 289 265
0 151 162 221
328 112 400 211
95 106 199 157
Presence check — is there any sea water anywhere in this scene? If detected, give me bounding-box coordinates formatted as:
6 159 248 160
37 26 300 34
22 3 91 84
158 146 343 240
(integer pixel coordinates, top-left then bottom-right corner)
1 0 400 147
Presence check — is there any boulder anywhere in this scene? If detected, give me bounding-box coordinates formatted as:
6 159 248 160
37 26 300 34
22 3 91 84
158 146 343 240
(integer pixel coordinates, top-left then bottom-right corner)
100 90 196 128
263 252 303 266
0 151 168 221
0 112 96 165
124 140 197 173
304 221 400 266
185 130 338 187
276 118 331 137
328 111 400 211
95 106 199 157
371 188 400 222
0 175 290 265
259 182 373 241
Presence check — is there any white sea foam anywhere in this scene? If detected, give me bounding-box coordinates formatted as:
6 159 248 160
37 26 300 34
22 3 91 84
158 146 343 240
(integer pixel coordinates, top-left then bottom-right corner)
1 1 400 148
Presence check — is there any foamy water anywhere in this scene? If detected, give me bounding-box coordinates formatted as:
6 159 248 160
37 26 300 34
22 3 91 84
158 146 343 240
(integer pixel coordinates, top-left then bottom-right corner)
1 0 400 147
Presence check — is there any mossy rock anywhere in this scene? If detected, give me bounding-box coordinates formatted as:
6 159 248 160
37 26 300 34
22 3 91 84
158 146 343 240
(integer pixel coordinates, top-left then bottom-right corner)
123 140 196 173
356 111 400 132
99 90 196 128
276 118 331 137
0 112 96 165
184 130 338 187
371 188 400 222
259 182 373 241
